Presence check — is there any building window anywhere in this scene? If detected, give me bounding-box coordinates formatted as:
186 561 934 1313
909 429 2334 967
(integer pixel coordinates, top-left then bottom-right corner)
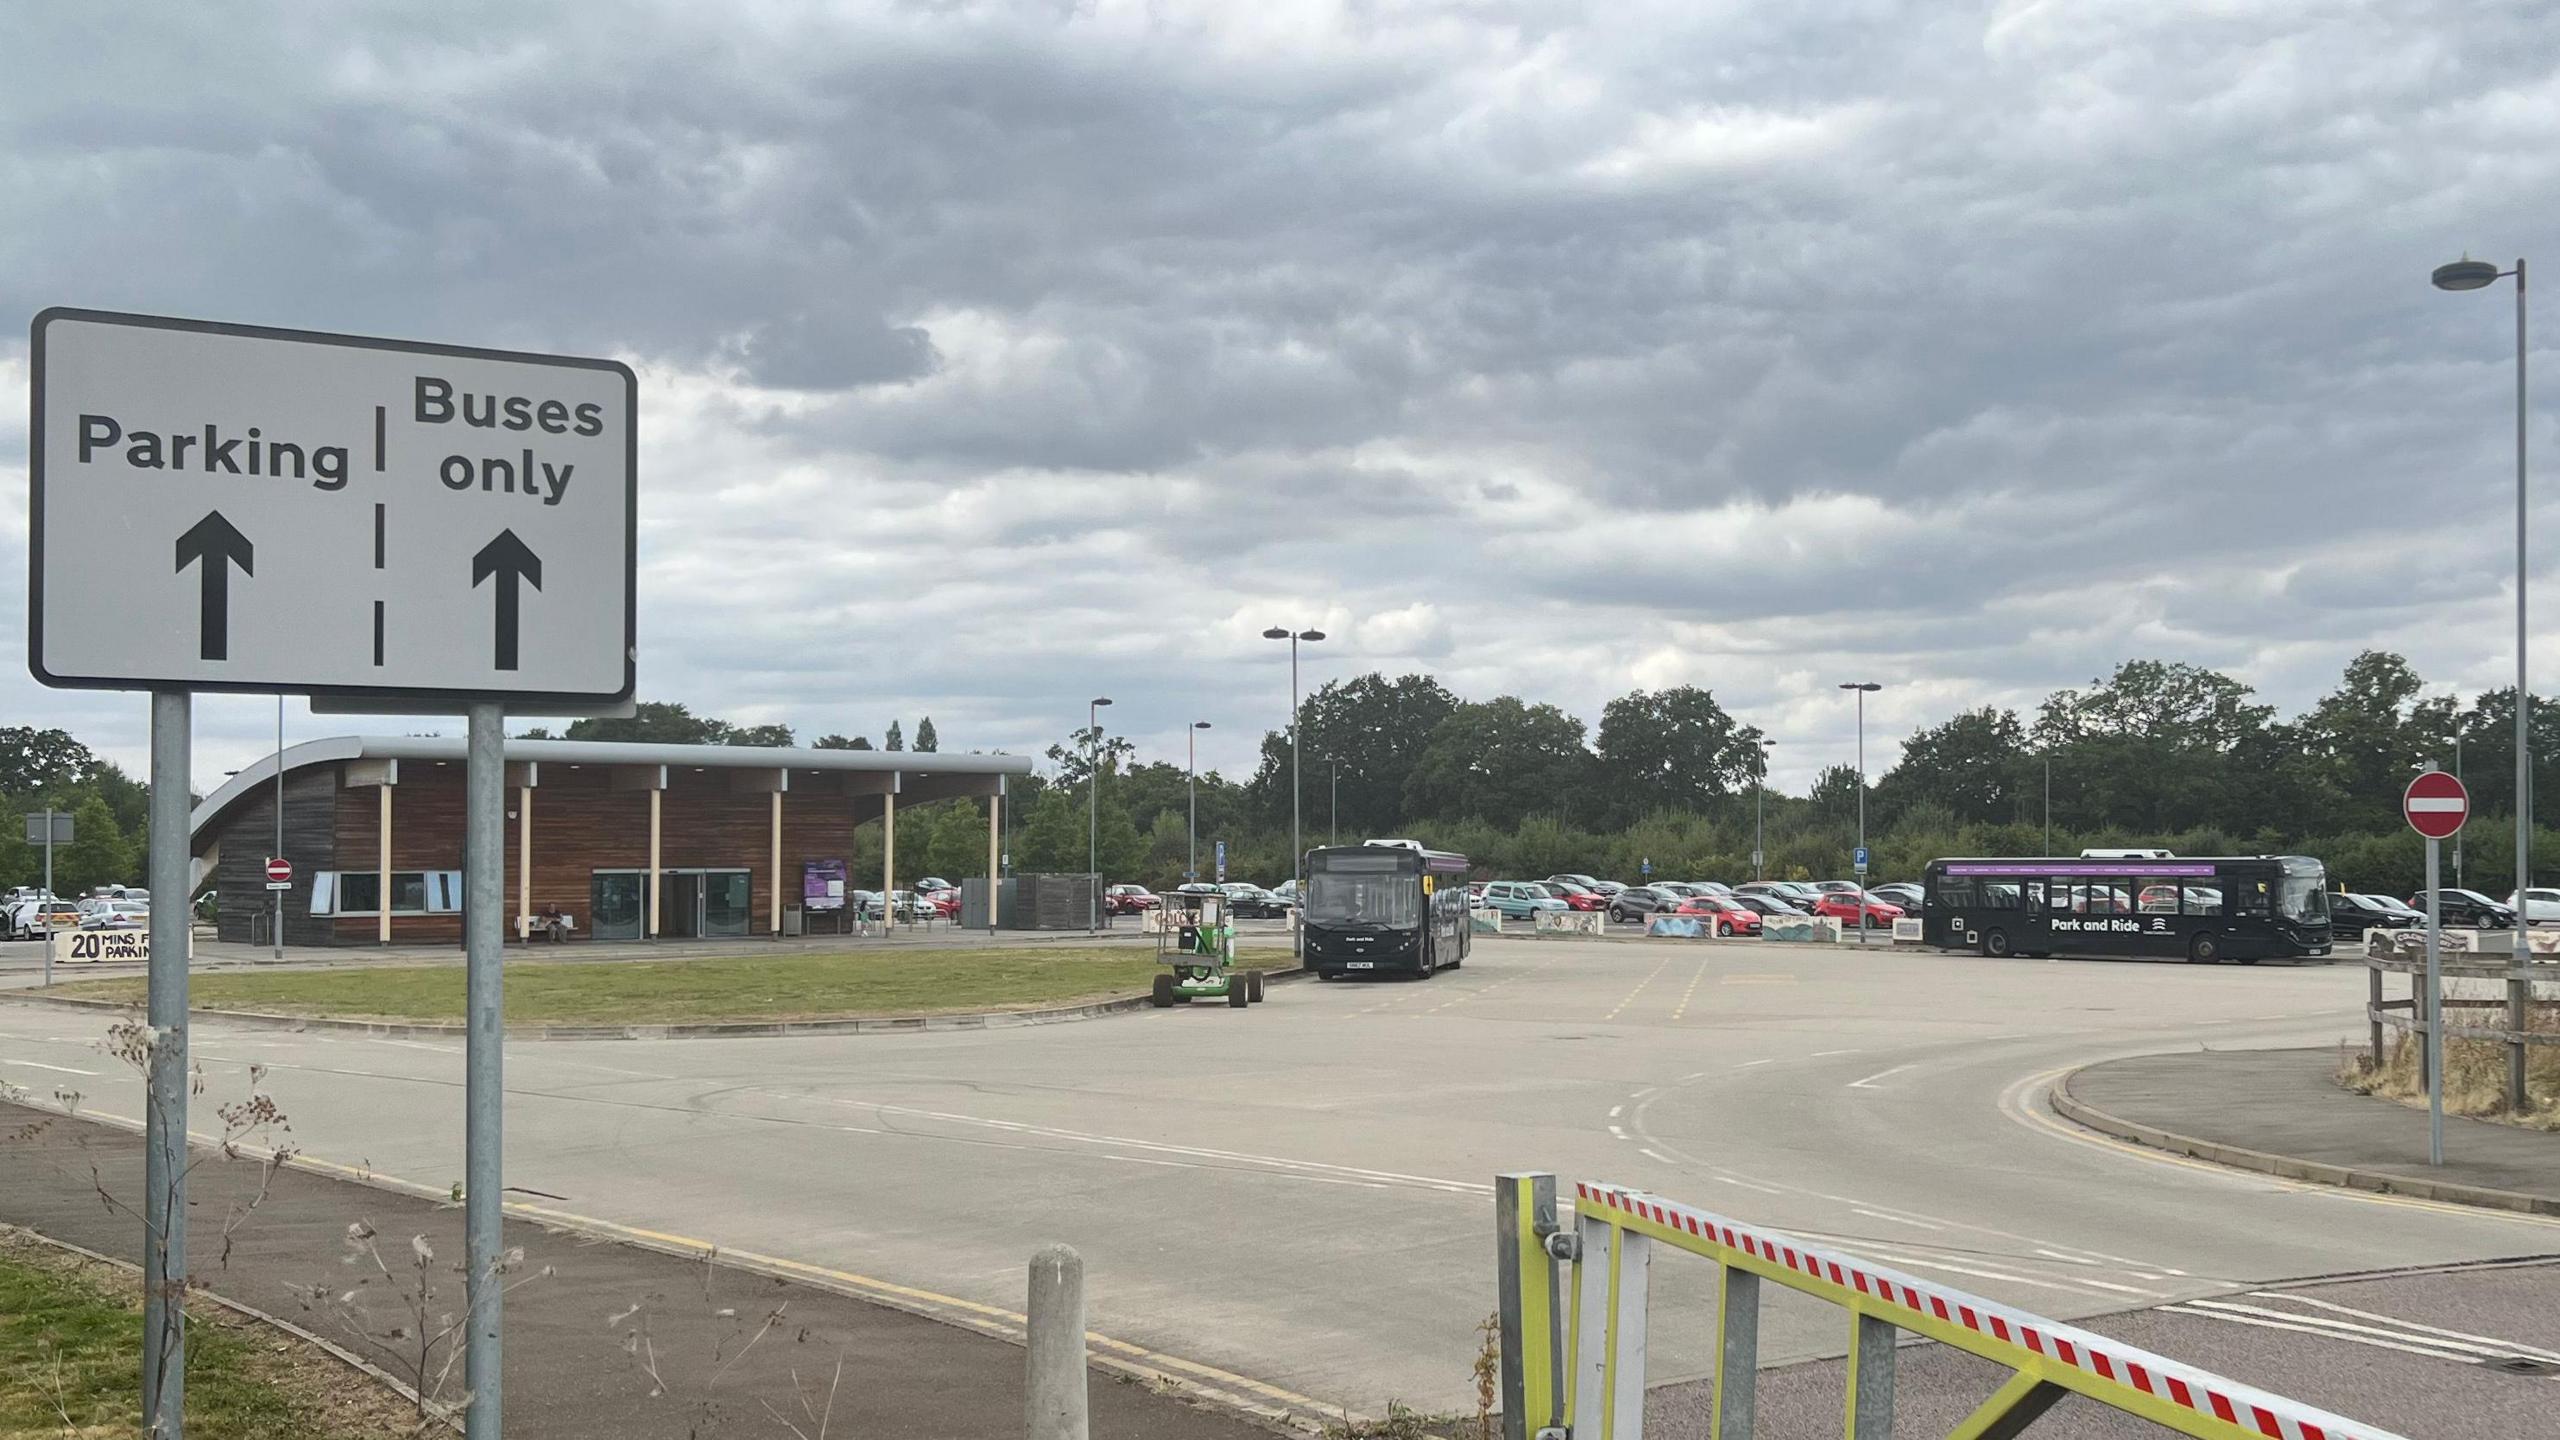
312 870 460 916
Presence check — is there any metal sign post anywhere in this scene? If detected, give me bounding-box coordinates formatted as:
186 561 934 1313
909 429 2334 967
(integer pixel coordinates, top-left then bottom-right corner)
30 308 636 1440
25 809 72 988
1853 845 1871 948
2403 767 2469 1169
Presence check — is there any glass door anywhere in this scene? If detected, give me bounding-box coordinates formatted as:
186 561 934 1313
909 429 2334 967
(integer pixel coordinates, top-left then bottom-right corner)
591 871 647 941
703 870 751 936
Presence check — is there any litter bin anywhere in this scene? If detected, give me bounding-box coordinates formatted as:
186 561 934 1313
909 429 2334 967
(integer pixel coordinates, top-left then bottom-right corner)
783 905 805 937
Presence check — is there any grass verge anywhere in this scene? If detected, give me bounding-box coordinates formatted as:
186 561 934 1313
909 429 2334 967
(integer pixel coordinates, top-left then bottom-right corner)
2339 1007 2560 1131
0 1227 416 1438
49 947 1295 1026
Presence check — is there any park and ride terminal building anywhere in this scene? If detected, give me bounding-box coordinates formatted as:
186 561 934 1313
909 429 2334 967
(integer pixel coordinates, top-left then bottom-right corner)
187 736 1032 945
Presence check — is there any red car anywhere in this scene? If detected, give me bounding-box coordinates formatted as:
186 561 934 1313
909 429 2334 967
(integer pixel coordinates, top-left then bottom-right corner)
1674 895 1763 936
1105 884 1160 915
1547 880 1609 912
1811 892 1903 929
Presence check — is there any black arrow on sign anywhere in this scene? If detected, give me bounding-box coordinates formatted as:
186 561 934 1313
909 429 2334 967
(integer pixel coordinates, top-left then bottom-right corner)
471 529 543 671
174 511 254 661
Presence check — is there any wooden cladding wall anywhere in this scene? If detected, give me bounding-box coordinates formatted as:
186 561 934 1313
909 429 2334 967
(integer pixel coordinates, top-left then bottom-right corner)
309 763 967 944
211 767 339 946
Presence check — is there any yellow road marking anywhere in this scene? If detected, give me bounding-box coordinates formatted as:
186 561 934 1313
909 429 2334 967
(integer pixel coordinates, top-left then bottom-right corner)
2005 1065 2560 1231
1604 955 1675 1021
1669 957 1712 1021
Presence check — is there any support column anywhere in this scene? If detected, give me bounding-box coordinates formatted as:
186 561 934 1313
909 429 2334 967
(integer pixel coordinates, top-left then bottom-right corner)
882 790 897 927
648 789 662 939
378 783 393 946
517 785 533 940
771 790 784 938
987 792 1002 934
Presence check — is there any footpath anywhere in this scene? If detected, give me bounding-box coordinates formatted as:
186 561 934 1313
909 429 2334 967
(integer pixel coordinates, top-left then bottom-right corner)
0 1105 1276 1440
2058 1047 2560 1213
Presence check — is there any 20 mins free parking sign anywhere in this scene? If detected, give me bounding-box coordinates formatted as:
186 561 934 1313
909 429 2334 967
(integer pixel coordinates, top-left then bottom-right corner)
2403 770 2469 840
28 309 636 707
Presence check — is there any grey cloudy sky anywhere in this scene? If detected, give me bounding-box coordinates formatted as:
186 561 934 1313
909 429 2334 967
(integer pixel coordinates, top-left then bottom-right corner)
4 0 2556 791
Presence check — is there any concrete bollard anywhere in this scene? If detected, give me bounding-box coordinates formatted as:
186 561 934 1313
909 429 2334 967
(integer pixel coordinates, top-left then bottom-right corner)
1027 1243 1089 1440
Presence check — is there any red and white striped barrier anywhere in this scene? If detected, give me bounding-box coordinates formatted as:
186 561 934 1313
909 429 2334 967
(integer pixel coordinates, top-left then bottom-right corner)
1575 1182 2403 1440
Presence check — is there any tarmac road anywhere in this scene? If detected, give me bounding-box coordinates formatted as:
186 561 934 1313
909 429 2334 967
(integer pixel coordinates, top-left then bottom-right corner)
3 934 2554 1425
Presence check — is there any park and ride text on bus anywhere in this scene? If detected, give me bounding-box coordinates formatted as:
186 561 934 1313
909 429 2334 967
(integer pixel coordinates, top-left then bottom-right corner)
1919 855 2332 964
1302 840 1472 980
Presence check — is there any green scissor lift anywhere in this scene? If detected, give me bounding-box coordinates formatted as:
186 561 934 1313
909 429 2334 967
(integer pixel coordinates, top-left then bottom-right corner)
1151 889 1266 1008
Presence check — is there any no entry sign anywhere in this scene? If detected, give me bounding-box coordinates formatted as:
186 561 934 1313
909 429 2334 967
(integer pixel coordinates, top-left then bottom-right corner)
265 856 293 883
2403 770 2469 840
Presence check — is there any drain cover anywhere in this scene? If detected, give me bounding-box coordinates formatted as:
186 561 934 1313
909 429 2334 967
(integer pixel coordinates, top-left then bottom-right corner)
2487 1356 2559 1376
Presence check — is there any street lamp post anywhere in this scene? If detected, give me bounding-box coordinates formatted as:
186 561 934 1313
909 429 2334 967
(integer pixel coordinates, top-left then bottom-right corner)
1187 721 1212 881
1088 697 1112 932
1840 683 1882 947
1329 759 1339 847
2044 751 2053 857
1262 627 1326 951
2433 253 2531 1112
1753 736 1776 880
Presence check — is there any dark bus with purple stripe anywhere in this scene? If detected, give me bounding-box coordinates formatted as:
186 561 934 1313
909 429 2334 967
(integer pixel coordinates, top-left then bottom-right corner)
1919 856 2331 964
1303 841 1472 980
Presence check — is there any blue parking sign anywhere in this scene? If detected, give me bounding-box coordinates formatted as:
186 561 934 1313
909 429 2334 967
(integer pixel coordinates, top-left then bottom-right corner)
1641 857 1651 877
1853 845 1870 871
1215 840 1227 882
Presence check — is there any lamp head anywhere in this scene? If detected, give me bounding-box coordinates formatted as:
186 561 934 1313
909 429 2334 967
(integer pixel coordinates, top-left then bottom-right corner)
1299 629 1327 642
1193 720 1213 730
1838 682 1883 693
1091 696 1113 708
2432 258 2502 292
1261 627 1290 640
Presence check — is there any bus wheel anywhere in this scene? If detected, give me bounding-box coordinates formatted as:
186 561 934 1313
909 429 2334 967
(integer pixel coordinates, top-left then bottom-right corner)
1982 929 2011 958
2189 934 2221 965
1228 982 1249 1008
1246 970 1266 1002
1151 975 1179 1007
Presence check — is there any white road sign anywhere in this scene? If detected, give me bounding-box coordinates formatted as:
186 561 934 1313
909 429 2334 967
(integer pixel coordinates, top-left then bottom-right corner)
30 309 636 706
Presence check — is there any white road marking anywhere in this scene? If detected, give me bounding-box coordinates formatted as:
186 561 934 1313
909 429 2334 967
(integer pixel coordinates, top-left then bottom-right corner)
1608 1125 1630 1141
0 1059 97 1075
1734 1058 1775 1069
1716 1176 1783 1194
2033 1248 2096 1265
2161 1304 2507 1366
1608 1105 1623 1119
1852 1209 1941 1231
1846 1247 2146 1300
1847 1064 1914 1090
1811 1049 1863 1057
2241 1293 2560 1364
1640 1149 1676 1165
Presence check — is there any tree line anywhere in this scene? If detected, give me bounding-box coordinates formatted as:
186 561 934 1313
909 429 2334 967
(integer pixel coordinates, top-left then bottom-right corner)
6 651 2541 900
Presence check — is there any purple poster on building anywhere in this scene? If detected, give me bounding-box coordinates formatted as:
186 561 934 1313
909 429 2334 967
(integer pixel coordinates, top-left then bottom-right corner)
804 858 848 911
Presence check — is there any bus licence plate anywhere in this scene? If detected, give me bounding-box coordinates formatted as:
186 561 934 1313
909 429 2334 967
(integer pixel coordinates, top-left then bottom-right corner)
1345 961 1375 970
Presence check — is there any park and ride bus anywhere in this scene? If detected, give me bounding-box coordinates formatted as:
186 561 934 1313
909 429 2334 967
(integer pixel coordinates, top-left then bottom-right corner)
1918 855 2332 964
1302 840 1472 980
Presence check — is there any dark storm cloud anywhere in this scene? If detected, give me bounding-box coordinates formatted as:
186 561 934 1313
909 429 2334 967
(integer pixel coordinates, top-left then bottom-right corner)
3 1 2557 786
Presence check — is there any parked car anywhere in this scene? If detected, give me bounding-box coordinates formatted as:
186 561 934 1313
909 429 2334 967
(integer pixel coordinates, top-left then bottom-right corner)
1674 894 1763 937
2412 889 2516 928
1684 880 1735 896
1735 881 1826 909
2506 888 2560 925
8 899 83 941
1588 880 1628 898
1815 880 1866 896
1544 880 1609 912
78 901 150 931
1869 882 1924 910
914 876 954 894
1267 879 1301 906
1811 892 1902 929
1466 881 1488 904
1104 884 1160 915
1607 885 1685 923
1546 873 1607 895
2330 892 2418 939
1219 883 1290 918
1727 893 1807 919
1653 882 1711 898
1480 881 1569 920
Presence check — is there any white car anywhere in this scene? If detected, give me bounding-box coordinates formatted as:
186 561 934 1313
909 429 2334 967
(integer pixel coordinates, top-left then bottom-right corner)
78 901 151 931
8 899 82 940
2506 888 2560 925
